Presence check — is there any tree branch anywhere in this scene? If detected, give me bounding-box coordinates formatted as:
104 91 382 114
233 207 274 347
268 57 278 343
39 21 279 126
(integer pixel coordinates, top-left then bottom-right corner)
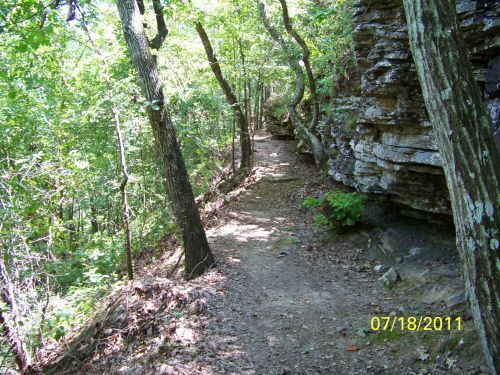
136 0 145 15
149 0 168 50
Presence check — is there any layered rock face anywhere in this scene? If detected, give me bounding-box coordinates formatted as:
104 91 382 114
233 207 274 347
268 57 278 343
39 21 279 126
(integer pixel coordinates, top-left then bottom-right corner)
328 0 500 216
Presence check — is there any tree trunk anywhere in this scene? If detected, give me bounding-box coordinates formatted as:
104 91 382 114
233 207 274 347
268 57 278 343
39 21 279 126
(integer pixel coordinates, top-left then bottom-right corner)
254 80 261 131
232 117 236 174
113 108 134 280
259 82 265 129
77 206 82 234
278 0 319 132
246 80 252 130
403 1 499 372
90 203 99 233
116 0 215 279
238 39 250 126
68 198 76 249
195 22 252 170
257 1 327 167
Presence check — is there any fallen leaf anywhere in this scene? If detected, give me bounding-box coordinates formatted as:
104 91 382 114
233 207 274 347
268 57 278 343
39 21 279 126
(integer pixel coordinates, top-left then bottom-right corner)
446 358 457 368
417 347 430 362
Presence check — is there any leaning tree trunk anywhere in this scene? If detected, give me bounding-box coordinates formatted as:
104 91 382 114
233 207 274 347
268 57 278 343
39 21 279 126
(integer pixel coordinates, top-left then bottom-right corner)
113 108 134 280
403 1 499 372
195 22 252 170
116 0 215 279
257 1 327 167
278 0 319 132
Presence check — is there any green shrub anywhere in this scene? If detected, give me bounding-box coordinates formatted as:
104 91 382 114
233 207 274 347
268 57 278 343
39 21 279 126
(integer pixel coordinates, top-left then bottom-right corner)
303 190 366 230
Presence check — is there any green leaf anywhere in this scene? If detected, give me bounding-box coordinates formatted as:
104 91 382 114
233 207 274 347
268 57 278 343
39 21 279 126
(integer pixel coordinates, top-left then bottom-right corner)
149 99 162 110
15 42 29 52
303 196 321 208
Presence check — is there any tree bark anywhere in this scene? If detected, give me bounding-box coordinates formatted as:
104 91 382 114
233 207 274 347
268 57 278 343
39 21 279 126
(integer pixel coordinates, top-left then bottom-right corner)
113 108 134 280
195 22 252 170
257 1 327 167
403 1 499 372
116 0 215 279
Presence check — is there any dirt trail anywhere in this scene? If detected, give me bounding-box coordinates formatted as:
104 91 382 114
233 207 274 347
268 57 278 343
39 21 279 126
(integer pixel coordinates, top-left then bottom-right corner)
56 132 484 375
196 132 479 375
206 133 369 373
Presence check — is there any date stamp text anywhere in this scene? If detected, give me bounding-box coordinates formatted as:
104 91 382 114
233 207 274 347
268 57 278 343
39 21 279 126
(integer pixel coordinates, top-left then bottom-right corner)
370 316 462 332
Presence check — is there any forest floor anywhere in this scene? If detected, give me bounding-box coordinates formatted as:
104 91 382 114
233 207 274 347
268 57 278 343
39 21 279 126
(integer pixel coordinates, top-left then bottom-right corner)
47 132 488 375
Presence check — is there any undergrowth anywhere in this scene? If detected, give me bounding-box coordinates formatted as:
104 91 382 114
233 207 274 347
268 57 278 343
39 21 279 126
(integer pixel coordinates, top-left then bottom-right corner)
303 190 366 231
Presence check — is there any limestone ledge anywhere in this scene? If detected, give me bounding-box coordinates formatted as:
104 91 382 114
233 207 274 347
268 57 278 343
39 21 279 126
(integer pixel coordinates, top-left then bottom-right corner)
327 0 499 217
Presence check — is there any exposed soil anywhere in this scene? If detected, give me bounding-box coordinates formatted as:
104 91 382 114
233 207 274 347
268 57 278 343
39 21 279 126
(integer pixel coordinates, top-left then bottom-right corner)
47 132 487 375
198 133 486 375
